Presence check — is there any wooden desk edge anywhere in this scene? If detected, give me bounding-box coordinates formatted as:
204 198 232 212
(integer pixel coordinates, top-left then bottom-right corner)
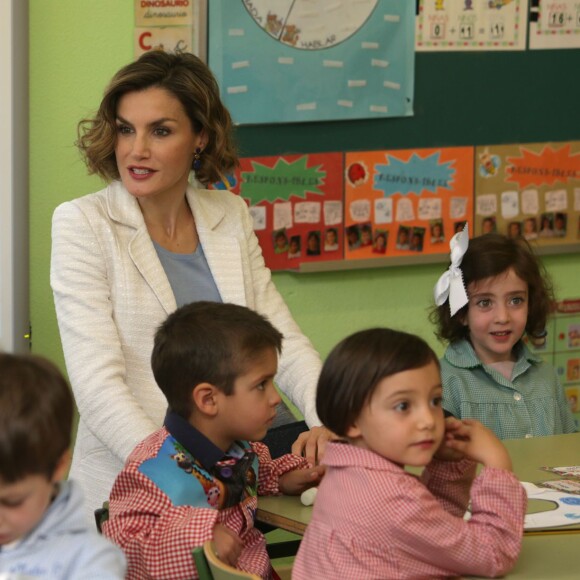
256 507 307 536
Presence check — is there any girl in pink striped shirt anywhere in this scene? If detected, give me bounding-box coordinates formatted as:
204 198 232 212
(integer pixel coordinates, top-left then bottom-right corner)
294 328 526 579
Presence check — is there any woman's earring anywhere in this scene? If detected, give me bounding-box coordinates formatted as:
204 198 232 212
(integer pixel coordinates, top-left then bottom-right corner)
193 147 202 171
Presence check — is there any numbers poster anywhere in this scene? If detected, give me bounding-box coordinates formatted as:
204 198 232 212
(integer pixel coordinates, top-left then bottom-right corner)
344 147 474 261
474 141 580 244
530 0 580 49
416 0 528 51
216 153 344 271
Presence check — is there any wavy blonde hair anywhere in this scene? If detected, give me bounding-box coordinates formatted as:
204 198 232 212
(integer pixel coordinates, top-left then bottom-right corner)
76 50 238 186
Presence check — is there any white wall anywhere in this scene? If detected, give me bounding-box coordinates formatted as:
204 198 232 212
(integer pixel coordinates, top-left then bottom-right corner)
0 0 29 353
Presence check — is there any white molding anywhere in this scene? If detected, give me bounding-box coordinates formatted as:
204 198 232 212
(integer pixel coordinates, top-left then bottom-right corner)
0 0 29 353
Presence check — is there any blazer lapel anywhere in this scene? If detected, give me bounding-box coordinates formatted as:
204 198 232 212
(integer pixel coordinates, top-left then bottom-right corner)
107 182 177 315
188 187 247 306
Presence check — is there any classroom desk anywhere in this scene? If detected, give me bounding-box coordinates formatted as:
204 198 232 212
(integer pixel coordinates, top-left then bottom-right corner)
468 533 579 579
256 432 580 537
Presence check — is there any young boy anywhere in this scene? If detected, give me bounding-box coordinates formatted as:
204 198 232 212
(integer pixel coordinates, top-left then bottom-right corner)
103 302 324 580
0 353 126 579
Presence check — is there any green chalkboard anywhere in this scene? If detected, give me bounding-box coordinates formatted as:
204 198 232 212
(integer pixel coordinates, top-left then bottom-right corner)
236 50 580 157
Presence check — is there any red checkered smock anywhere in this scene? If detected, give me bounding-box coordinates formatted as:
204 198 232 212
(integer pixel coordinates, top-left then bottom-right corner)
293 442 526 580
102 427 307 580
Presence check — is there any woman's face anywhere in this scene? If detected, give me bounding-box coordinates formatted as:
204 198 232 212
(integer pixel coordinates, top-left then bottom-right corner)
114 87 205 203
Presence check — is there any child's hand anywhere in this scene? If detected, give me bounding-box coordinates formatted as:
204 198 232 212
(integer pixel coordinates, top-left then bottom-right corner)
444 419 513 471
278 465 326 495
212 523 243 568
434 416 469 462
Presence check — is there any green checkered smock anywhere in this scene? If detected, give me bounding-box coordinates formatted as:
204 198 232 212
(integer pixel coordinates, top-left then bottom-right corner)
441 339 577 440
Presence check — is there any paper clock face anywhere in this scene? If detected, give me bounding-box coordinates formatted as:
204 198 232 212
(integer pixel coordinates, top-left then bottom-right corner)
209 0 414 124
244 0 379 49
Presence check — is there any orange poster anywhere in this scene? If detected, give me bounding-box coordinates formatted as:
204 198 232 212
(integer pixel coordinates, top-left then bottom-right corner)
213 153 344 271
344 147 474 260
474 141 580 246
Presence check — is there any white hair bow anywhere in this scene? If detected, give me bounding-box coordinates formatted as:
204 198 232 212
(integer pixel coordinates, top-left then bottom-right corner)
433 223 469 316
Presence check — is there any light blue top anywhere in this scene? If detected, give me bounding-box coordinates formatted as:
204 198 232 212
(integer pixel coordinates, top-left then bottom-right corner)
0 480 126 579
441 338 577 440
153 241 222 307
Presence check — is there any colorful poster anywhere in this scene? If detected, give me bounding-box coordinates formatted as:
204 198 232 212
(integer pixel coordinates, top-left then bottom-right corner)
523 298 580 428
530 0 580 49
134 0 207 60
208 0 415 124
344 147 474 261
416 0 528 51
474 142 580 245
213 153 344 271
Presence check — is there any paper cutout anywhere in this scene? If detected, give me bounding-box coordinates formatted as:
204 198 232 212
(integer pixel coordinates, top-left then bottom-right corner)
476 194 498 217
294 202 322 224
540 465 580 478
396 198 415 222
505 144 580 189
545 189 568 212
241 157 326 205
521 189 539 215
536 479 580 496
249 206 266 231
374 198 393 224
323 201 343 226
418 197 443 220
450 197 468 219
522 482 580 530
273 202 293 231
501 191 519 219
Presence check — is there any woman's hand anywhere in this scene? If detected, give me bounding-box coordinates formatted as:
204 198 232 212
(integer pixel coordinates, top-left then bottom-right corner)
291 426 337 466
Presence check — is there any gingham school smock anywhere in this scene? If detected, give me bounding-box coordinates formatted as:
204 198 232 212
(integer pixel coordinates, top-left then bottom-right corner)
441 339 577 439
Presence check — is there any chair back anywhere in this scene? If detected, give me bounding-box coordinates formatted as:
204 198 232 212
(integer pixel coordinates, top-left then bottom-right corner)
202 541 261 580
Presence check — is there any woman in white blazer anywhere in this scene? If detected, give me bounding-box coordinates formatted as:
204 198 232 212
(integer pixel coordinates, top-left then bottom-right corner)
50 51 329 519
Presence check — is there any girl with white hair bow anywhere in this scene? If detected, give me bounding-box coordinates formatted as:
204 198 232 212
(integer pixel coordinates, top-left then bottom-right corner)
430 225 576 440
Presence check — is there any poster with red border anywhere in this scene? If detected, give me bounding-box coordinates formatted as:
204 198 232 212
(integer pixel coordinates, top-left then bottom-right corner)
474 141 580 245
216 153 344 271
344 147 474 260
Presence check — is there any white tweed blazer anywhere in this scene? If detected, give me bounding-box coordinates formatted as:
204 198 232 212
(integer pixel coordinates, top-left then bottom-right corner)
51 181 321 513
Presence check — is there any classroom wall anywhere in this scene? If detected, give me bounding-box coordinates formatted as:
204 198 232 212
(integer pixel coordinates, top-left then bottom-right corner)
30 2 580 415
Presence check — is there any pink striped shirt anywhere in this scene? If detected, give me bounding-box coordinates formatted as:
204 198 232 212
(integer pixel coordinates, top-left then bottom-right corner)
293 442 526 579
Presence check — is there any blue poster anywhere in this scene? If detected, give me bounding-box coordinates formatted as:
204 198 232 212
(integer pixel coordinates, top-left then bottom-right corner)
209 0 415 125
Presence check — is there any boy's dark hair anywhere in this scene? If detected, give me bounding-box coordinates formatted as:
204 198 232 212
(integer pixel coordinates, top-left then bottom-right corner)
152 302 283 418
0 353 73 483
430 233 554 344
316 328 439 436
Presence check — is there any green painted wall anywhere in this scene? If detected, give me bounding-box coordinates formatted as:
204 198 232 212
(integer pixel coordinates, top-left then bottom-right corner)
30 2 579 414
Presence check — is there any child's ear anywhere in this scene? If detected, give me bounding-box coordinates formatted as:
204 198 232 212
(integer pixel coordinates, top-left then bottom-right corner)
345 423 362 439
192 383 219 416
52 449 72 483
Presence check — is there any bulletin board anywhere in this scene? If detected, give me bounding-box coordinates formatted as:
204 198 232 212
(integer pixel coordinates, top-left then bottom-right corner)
208 0 415 124
216 153 344 271
524 298 580 429
474 141 580 245
344 147 473 261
